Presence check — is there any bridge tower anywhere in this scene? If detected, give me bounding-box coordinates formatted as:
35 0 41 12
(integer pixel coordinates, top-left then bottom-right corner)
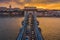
24 7 37 16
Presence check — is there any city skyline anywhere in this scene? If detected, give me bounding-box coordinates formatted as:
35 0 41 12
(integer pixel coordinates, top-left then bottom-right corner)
0 0 60 10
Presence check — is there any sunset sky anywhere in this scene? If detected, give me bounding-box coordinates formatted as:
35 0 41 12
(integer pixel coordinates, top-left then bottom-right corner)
0 0 60 9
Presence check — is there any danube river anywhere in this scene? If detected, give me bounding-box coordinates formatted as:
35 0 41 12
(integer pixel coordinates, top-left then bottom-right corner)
0 17 60 40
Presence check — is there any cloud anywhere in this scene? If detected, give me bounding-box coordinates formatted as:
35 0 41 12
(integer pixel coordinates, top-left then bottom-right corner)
42 0 60 4
0 0 60 4
0 0 11 3
0 0 60 9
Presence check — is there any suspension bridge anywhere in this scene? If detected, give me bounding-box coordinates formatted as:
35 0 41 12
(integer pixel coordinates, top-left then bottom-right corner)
16 7 43 40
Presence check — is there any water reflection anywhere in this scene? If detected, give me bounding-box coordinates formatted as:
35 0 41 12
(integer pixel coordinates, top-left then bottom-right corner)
0 17 24 40
0 17 60 40
37 17 60 40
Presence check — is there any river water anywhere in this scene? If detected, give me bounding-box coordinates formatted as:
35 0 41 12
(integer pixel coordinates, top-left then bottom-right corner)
0 17 60 40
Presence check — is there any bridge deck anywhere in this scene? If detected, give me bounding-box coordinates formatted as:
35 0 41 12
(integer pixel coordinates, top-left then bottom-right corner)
17 14 43 40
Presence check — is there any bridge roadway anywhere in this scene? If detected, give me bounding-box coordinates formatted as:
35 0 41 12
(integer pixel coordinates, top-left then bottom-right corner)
17 14 43 40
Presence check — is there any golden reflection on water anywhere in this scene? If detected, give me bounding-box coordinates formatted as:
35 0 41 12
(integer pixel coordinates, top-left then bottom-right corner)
37 17 60 40
0 17 60 40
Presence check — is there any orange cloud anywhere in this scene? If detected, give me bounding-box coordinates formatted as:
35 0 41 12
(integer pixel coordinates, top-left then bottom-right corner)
46 3 60 10
24 3 60 10
0 1 60 10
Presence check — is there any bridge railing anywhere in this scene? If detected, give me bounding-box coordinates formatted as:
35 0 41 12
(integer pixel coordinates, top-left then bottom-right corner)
33 15 43 40
17 14 29 40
